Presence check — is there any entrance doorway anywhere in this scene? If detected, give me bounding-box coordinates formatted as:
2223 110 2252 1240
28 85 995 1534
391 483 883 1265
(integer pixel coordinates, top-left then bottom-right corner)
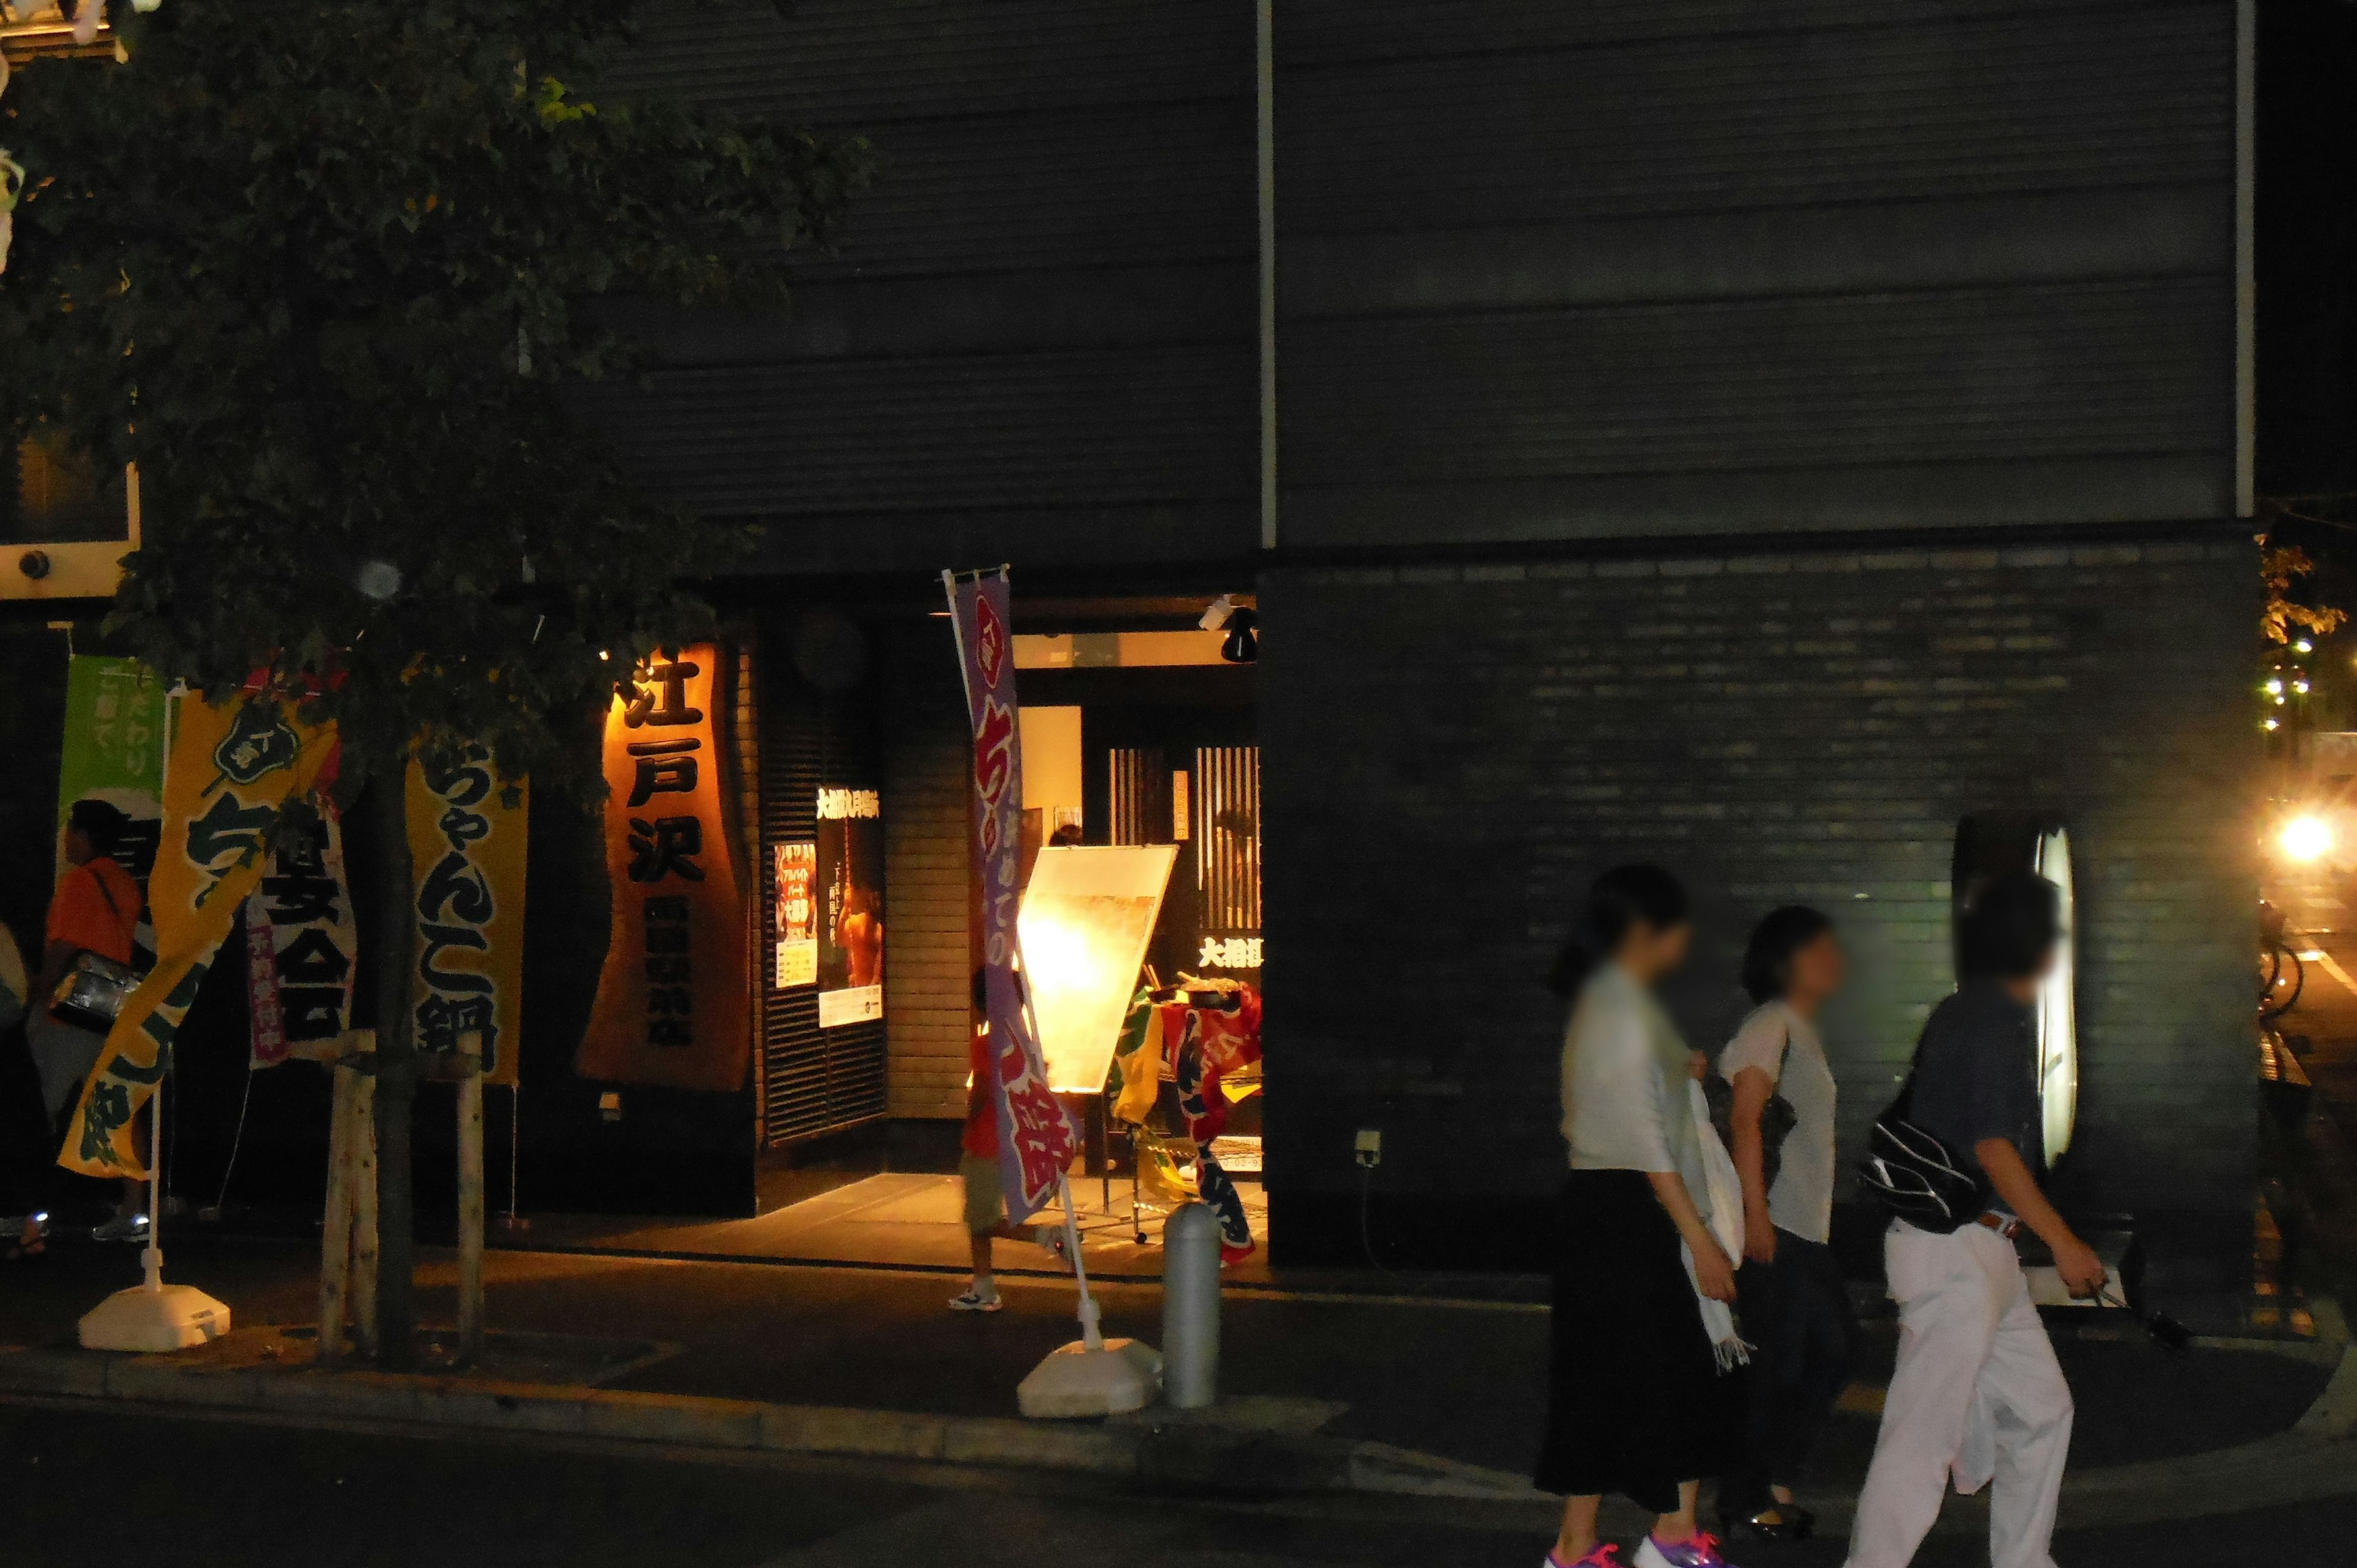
1015 623 1266 1262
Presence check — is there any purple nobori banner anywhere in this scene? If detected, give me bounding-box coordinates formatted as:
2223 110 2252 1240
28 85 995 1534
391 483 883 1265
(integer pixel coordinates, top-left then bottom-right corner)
943 568 1078 1223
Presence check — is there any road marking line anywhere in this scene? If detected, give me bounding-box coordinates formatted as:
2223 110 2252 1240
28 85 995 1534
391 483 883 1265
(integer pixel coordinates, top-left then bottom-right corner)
2299 938 2357 998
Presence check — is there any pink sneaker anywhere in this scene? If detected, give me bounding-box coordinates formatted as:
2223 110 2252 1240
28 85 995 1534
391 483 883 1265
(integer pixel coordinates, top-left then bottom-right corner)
1543 1545 1620 1568
1633 1532 1738 1568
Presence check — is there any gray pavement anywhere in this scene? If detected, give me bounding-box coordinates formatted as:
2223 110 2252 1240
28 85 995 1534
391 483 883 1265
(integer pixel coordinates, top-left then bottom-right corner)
2 1399 2352 1568
0 1230 2335 1479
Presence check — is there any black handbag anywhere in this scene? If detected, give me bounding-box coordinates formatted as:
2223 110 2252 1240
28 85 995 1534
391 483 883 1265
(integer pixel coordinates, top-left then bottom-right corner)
1856 1074 1986 1233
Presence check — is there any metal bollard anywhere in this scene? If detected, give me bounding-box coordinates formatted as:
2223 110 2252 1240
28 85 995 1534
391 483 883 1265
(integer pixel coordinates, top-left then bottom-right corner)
1162 1201 1222 1408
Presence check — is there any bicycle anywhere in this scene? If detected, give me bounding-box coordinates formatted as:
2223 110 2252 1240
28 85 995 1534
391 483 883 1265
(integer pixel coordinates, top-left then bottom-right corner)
2259 900 2306 1021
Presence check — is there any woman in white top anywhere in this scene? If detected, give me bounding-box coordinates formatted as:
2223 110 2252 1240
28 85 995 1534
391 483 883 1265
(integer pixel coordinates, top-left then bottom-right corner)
1717 908 1857 1543
1537 866 1746 1568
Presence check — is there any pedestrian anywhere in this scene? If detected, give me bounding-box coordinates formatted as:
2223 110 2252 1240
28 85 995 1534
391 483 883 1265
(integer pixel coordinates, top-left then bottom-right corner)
1844 871 2107 1568
949 968 1064 1311
0 916 47 1262
1718 906 1858 1542
1538 865 1747 1568
28 799 148 1243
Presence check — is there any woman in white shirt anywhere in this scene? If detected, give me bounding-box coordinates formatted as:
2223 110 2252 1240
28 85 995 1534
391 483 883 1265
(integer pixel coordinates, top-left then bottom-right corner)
1538 866 1746 1568
1717 907 1857 1543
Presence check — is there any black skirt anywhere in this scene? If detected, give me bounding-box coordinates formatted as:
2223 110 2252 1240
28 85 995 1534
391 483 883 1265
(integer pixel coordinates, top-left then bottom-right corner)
1533 1168 1745 1513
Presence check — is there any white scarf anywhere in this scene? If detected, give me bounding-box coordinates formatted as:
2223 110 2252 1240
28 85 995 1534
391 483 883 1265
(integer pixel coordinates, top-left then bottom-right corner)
1684 1077 1751 1372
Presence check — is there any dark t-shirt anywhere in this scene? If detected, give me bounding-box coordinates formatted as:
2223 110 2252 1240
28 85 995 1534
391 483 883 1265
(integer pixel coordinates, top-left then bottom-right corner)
1907 981 2040 1180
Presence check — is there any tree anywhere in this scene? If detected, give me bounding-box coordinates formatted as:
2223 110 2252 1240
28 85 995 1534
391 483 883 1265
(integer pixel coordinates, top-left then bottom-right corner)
0 1 869 1367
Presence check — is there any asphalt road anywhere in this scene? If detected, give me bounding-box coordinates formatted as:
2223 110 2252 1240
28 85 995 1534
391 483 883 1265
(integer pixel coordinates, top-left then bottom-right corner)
2 1400 2352 1568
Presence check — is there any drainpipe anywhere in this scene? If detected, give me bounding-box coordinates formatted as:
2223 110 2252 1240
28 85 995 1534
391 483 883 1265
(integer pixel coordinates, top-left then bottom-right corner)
1256 0 1277 552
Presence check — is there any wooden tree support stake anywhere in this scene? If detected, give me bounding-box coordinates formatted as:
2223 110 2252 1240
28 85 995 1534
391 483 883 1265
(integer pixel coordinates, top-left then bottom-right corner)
315 1030 380 1367
455 1035 486 1364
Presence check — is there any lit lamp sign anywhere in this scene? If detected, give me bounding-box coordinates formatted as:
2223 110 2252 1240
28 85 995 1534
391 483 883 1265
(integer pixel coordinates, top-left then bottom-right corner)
1954 813 2078 1165
2030 827 2077 1164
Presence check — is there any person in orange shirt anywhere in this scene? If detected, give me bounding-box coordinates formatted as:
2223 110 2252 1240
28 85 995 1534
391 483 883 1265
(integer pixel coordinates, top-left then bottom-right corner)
29 800 146 1243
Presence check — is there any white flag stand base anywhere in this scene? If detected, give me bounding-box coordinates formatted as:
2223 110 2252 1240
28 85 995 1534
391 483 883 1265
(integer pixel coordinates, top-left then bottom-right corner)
1016 1176 1163 1418
79 1280 231 1353
1017 1335 1162 1419
79 1075 232 1353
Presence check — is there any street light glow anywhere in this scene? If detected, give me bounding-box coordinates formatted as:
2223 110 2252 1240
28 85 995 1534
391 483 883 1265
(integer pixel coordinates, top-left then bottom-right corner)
2281 814 2335 863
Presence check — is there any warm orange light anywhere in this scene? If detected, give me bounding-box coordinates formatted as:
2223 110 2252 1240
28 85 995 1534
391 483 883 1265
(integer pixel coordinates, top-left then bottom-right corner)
2281 815 2334 863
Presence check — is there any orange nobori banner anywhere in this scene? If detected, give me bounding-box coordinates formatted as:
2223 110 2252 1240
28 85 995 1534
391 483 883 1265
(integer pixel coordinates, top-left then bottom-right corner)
575 644 749 1091
64 692 337 1178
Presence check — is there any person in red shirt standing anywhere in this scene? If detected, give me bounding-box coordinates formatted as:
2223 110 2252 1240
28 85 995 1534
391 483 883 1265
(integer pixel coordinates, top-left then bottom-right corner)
29 800 146 1242
950 968 1064 1311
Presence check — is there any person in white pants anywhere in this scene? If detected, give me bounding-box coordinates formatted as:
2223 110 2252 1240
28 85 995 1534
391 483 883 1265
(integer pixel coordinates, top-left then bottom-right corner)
1845 872 2107 1568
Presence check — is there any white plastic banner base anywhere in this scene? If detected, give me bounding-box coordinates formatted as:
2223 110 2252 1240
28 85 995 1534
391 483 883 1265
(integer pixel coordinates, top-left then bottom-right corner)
1017 1337 1163 1419
78 1281 231 1353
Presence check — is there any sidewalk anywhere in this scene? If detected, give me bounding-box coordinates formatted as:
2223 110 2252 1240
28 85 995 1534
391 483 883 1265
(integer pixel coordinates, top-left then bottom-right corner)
0 1227 2348 1526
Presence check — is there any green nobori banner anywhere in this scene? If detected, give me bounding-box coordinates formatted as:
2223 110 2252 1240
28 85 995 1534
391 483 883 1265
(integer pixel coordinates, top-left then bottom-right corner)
55 655 169 892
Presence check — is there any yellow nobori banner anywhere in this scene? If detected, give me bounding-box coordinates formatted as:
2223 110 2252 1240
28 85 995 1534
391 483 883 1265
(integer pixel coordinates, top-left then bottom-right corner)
63 693 337 1178
404 746 527 1086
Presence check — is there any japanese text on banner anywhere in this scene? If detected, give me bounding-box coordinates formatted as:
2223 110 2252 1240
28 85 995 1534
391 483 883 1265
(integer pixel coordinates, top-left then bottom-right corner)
944 569 1077 1223
244 800 355 1065
64 695 335 1177
405 745 527 1086
575 646 749 1092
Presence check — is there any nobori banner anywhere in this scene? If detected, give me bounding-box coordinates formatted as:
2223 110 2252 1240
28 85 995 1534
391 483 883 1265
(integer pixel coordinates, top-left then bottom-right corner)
405 744 527 1086
943 568 1077 1224
65 693 336 1178
576 646 749 1092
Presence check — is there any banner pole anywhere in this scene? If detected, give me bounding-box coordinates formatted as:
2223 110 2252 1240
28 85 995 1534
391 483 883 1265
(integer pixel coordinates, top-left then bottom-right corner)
142 1074 163 1292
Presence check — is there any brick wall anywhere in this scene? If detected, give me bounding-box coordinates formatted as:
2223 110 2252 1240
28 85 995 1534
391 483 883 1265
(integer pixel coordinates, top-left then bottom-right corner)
1260 533 2258 1284
881 624 973 1120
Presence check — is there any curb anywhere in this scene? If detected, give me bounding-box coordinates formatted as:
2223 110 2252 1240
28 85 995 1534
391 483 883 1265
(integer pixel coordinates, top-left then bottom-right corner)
0 1343 1398 1497
0 1342 2350 1516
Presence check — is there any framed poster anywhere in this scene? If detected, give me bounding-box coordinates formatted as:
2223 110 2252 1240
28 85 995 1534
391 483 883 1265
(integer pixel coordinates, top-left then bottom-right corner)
773 841 817 988
816 786 883 1029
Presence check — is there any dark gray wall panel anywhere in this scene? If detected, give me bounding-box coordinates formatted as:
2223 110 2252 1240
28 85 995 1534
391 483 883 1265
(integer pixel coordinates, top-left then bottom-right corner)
620 0 1252 126
576 342 1256 518
1285 187 2229 319
791 102 1254 277
1279 6 2232 235
1283 279 2230 499
1277 0 2156 63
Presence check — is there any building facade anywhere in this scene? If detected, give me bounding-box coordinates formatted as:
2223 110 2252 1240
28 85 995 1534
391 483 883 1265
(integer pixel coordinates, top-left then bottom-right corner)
561 0 2264 1286
4 1 2277 1289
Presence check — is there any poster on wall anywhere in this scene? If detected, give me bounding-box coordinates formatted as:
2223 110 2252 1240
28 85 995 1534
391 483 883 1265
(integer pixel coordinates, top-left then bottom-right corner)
55 655 167 957
815 786 883 1028
575 646 750 1092
244 799 357 1066
64 693 337 1178
773 841 817 988
405 744 527 1086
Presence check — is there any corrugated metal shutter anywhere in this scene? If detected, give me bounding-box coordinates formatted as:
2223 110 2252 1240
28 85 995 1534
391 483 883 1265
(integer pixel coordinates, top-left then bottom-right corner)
755 629 888 1145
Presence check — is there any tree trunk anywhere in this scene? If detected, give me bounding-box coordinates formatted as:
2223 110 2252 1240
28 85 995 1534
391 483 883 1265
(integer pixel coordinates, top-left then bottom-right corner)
364 763 419 1371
